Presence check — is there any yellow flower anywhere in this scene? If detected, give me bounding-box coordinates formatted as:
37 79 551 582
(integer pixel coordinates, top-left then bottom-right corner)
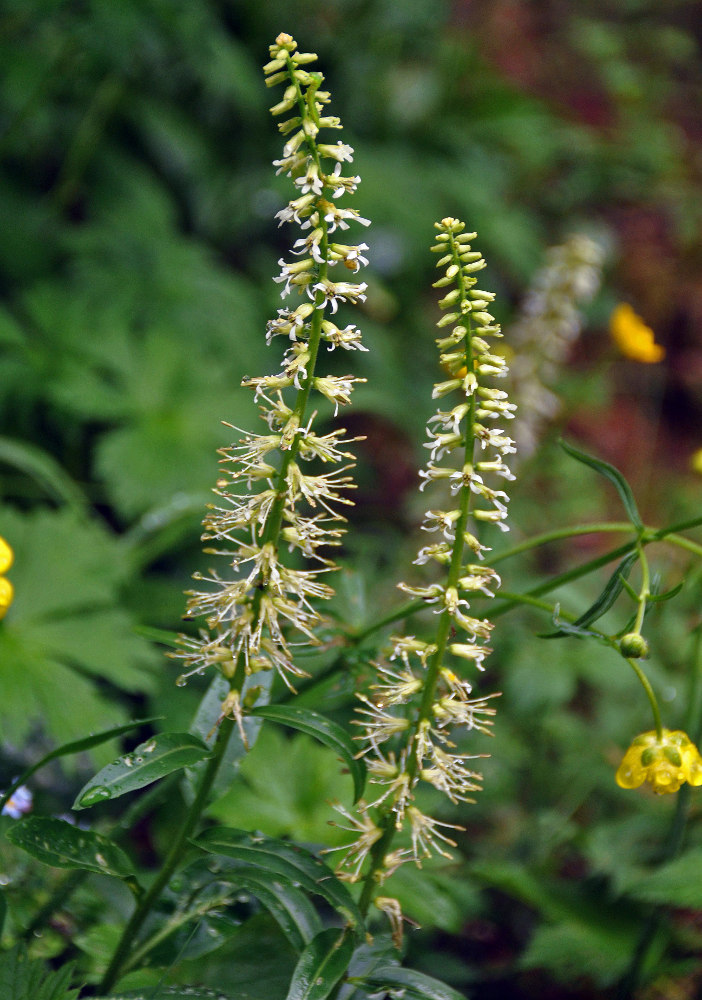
690 448 702 475
616 729 702 794
0 576 13 620
0 536 13 575
610 303 665 363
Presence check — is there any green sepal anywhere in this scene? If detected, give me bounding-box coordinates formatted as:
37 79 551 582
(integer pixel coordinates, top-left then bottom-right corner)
192 827 364 933
559 439 643 531
6 816 134 877
251 704 366 803
73 732 213 809
285 928 354 1000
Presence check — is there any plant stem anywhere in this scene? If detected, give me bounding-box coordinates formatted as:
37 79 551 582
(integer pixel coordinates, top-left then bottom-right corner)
97 719 234 993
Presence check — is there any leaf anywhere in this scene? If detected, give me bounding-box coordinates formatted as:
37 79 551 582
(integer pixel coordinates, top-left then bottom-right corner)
215 867 322 951
626 848 702 908
192 828 363 932
285 928 354 1000
559 439 643 531
0 945 79 1000
541 552 639 639
251 705 366 803
6 817 134 877
73 732 213 809
0 508 158 753
0 436 89 514
186 669 273 801
90 991 246 1000
358 966 468 1000
0 718 160 815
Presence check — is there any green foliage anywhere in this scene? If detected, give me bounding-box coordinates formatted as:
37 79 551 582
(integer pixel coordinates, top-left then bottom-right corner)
0 946 79 1000
2 3 702 999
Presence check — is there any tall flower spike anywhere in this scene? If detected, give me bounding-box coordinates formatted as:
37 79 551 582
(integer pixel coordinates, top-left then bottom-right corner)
330 221 511 905
173 35 369 710
507 234 603 461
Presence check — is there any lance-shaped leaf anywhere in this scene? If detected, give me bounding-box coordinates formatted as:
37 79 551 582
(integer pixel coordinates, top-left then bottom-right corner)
6 817 134 877
285 928 354 1000
541 551 639 639
192 827 363 932
91 990 242 1000
73 732 212 809
357 966 468 1000
251 704 366 803
215 867 322 952
559 439 643 531
0 718 160 816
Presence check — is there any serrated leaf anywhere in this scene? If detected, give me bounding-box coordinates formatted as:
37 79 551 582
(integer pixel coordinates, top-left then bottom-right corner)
0 718 160 816
559 439 643 530
6 817 134 877
0 945 79 1000
215 867 322 951
73 732 212 809
285 928 354 1000
0 508 157 753
541 552 639 639
359 966 468 1000
251 705 366 803
192 828 363 932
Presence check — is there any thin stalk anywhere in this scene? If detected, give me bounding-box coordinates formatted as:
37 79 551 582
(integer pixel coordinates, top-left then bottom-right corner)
98 719 234 993
618 626 702 999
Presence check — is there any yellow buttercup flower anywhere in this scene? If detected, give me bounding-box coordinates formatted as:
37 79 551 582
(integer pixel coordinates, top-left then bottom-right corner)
0 536 14 620
0 536 13 575
0 576 13 620
690 448 702 475
610 303 665 363
616 729 702 795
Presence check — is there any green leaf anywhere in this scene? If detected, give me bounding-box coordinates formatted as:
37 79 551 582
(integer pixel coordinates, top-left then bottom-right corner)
541 551 639 639
215 867 322 952
559 439 643 530
0 945 79 1000
626 848 702 907
0 717 160 815
6 817 134 877
358 966 468 1000
251 705 366 803
93 986 255 999
186 670 273 801
0 508 157 753
285 928 354 1000
0 436 89 514
73 732 212 809
192 828 363 932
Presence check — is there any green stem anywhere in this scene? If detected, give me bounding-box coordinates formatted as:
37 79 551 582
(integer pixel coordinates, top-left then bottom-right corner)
618 627 702 998
98 719 235 993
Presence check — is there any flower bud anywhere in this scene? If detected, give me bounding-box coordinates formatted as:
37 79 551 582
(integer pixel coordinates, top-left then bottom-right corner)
620 632 649 658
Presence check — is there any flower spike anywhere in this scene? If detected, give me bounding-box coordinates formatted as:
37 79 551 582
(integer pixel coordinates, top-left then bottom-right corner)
173 36 369 707
329 221 513 897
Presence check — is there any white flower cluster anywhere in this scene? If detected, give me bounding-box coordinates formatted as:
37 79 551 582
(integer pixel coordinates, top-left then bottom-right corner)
173 34 369 708
508 234 603 459
328 220 511 883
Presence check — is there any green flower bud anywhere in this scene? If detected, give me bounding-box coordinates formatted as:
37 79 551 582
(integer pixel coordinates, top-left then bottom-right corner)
620 632 649 658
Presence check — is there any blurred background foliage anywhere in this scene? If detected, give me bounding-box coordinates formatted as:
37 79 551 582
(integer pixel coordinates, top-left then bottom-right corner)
2 0 702 996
